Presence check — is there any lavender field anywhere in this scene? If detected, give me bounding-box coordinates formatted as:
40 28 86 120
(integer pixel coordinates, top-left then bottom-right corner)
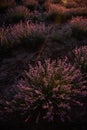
0 0 87 130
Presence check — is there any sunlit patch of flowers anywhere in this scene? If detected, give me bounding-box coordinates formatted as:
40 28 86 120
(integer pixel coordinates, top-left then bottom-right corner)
62 0 78 8
68 7 87 17
70 17 87 40
4 6 30 24
46 4 69 23
5 58 87 123
73 46 87 75
46 4 87 23
47 3 87 24
62 0 87 7
48 3 68 13
73 0 87 7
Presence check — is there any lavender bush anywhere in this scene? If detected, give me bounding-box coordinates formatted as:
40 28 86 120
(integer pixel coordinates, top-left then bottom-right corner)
4 58 87 124
70 16 87 31
10 22 48 49
0 22 51 50
73 46 87 75
70 17 87 40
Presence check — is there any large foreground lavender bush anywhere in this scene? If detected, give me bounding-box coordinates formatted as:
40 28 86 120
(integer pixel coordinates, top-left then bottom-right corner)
4 58 87 124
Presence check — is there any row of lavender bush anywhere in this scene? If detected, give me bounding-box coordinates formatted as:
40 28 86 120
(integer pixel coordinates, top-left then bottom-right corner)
0 0 87 25
0 16 87 51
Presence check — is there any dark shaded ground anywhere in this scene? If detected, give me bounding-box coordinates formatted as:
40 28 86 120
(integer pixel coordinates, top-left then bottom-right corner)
0 120 87 130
